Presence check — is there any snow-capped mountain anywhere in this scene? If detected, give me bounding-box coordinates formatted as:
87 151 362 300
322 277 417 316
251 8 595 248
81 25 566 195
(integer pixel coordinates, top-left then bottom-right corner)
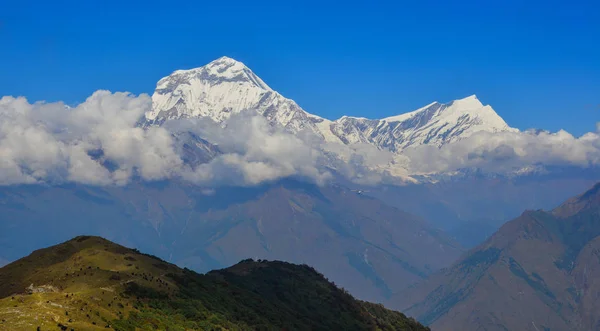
145 56 516 154
330 95 516 151
145 56 340 142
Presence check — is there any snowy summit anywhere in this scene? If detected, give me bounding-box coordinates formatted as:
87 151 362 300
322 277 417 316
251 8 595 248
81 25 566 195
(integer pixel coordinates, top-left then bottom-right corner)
145 56 517 152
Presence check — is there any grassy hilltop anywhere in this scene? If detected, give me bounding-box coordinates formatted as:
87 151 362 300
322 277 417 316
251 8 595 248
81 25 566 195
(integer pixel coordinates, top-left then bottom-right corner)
0 236 429 331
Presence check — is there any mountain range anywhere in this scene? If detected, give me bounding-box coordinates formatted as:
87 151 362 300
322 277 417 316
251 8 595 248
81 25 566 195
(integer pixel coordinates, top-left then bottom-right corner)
145 56 515 157
392 181 600 331
142 56 599 244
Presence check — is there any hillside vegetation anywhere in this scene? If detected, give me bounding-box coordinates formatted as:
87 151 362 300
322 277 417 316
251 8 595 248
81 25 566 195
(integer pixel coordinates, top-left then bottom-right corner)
0 236 429 331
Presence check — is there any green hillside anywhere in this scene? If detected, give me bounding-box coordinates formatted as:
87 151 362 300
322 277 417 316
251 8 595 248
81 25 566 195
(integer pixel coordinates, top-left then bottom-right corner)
0 236 428 331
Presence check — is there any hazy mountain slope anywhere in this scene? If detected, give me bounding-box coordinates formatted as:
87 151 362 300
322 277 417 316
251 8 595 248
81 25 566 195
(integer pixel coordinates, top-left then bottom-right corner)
391 182 600 331
0 180 462 304
0 236 430 331
571 236 600 330
363 174 599 247
0 183 173 264
553 181 600 218
171 181 463 303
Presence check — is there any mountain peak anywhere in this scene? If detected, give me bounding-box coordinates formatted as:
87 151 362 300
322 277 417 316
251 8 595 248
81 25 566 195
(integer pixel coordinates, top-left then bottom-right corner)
167 56 271 91
212 55 241 64
553 181 600 217
203 56 259 80
382 94 507 128
175 56 244 71
365 94 515 150
145 56 274 124
382 95 486 124
449 94 483 109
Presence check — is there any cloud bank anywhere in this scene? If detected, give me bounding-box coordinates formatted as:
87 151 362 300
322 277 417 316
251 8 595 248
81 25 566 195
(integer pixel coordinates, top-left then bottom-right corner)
0 91 180 185
0 91 330 186
166 114 331 186
404 129 600 174
1 90 599 187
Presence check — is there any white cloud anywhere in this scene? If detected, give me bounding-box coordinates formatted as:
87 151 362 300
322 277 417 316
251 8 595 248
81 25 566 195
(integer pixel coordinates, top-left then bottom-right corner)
67 144 112 185
0 91 182 185
0 93 331 186
175 114 331 186
1 91 599 187
404 129 600 174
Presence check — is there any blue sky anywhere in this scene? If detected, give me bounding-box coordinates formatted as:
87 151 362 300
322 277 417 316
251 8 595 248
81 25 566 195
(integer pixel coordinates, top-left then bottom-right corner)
2 0 599 136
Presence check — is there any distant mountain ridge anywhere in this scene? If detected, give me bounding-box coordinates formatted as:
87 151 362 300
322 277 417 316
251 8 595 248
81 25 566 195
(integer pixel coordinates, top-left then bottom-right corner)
391 181 600 331
553 182 600 218
144 56 516 153
0 179 463 305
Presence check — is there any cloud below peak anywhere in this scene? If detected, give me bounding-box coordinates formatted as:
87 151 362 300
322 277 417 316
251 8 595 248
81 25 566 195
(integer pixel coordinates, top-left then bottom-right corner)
404 128 600 174
0 91 599 187
0 91 181 185
0 91 331 187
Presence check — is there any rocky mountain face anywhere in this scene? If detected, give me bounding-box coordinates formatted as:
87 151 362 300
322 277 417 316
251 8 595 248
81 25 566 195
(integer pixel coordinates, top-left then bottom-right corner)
0 179 462 304
144 56 516 154
391 182 600 331
0 236 430 331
